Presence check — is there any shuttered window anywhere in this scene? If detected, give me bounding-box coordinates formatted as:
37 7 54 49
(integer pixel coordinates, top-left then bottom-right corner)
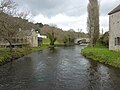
115 38 116 46
115 37 120 46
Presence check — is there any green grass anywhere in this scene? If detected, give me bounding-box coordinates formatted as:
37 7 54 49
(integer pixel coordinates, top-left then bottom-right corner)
42 38 64 45
94 42 106 48
0 48 12 63
81 42 120 68
0 45 49 65
42 38 50 44
31 44 49 52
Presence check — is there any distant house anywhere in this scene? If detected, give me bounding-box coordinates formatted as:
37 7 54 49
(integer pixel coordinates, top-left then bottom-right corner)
108 4 120 51
18 29 39 47
37 33 47 46
37 34 47 39
0 29 39 47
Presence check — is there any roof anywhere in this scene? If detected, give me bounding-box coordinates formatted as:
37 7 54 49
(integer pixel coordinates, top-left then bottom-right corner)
108 4 120 15
17 29 36 37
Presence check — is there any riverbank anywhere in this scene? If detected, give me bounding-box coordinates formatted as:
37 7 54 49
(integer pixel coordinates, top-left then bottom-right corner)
81 42 120 68
0 45 49 66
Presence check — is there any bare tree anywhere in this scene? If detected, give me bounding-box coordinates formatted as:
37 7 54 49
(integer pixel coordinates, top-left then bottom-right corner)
17 8 31 19
0 0 39 51
0 13 19 51
87 0 100 47
0 0 17 15
0 0 31 19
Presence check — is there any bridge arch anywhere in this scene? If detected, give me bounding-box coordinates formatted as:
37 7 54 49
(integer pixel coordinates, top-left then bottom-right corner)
75 38 90 44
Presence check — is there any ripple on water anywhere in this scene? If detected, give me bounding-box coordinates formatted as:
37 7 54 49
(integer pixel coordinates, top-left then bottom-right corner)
0 46 120 90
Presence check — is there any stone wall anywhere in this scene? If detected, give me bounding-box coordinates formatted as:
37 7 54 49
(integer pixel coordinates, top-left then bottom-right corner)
109 11 120 51
0 30 39 47
27 31 38 47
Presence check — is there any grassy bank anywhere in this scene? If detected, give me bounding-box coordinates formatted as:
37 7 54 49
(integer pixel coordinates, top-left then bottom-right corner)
81 42 120 68
0 45 49 65
31 44 49 52
42 38 64 45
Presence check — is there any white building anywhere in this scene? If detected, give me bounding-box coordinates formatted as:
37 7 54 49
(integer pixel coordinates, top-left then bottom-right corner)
37 34 47 39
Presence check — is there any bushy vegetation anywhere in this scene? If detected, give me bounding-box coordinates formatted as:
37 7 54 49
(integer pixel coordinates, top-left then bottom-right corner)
41 25 88 44
100 31 109 47
0 48 12 63
81 42 120 68
63 36 69 45
0 45 49 65
0 47 31 64
47 32 57 46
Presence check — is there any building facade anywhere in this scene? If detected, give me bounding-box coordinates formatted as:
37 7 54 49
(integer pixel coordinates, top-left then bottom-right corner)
0 29 39 47
108 4 120 51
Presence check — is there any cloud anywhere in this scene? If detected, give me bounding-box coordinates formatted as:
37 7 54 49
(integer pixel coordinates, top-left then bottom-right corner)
15 0 120 33
99 0 120 33
33 13 88 32
100 0 120 16
16 0 88 17
100 16 109 33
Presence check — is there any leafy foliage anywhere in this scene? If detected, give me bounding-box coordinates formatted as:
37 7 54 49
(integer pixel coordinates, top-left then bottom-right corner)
41 25 88 44
47 31 57 46
87 0 100 47
100 31 109 47
0 45 48 65
63 36 68 45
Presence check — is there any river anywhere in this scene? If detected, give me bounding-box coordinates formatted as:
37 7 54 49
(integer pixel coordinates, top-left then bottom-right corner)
0 46 120 90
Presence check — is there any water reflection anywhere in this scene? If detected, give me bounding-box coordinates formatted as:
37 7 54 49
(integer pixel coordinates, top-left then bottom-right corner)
0 46 120 90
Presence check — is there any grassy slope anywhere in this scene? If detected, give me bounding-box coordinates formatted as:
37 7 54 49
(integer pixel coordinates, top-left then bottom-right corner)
81 42 120 68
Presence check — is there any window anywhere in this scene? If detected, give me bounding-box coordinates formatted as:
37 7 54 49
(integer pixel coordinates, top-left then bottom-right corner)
21 38 23 43
115 37 120 45
12 39 16 43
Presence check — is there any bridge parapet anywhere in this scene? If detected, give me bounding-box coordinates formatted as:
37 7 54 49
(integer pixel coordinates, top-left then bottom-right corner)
75 38 90 44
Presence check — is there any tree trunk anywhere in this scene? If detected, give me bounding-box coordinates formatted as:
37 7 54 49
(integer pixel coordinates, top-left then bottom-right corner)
5 39 13 52
87 0 99 47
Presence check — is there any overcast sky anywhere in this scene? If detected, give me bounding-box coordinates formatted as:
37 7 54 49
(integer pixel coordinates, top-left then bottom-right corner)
16 0 120 33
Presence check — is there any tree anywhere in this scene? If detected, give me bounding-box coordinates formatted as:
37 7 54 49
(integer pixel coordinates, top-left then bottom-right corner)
47 31 57 47
0 0 32 21
17 8 31 20
66 29 75 45
0 13 19 51
0 0 17 16
0 0 39 52
0 12 39 51
77 28 82 38
63 36 68 46
35 23 43 28
87 0 100 47
35 23 43 33
49 23 57 28
100 31 109 47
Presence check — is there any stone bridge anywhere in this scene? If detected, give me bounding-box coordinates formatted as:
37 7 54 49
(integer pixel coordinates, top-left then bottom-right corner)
75 38 90 44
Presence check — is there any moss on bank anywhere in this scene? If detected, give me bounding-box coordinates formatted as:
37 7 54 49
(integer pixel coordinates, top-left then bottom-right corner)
0 45 49 65
81 42 120 68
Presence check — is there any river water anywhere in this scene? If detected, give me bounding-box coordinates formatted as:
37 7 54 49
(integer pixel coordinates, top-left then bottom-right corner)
0 46 120 90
